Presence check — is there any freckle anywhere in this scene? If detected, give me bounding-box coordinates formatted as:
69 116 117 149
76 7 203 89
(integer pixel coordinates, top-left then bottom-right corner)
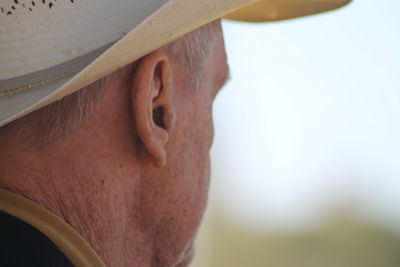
101 179 105 185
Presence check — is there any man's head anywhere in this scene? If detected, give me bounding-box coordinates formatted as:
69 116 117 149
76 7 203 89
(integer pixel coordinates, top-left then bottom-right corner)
0 19 228 266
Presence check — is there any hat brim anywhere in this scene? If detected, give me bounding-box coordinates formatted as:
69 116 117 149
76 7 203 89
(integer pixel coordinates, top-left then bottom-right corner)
0 0 351 127
225 0 351 22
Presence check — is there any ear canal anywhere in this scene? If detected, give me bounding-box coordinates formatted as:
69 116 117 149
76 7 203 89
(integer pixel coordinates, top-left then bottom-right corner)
153 106 165 128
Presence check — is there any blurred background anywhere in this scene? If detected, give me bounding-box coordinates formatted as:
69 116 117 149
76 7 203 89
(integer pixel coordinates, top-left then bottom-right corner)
192 0 400 266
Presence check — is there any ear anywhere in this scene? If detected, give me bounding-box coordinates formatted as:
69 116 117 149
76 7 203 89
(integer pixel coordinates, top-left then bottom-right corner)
131 50 176 168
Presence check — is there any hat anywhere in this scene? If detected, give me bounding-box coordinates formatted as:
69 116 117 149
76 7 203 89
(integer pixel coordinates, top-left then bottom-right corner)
0 0 351 127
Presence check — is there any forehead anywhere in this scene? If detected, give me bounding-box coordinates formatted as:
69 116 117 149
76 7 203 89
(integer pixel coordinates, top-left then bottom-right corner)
208 27 229 91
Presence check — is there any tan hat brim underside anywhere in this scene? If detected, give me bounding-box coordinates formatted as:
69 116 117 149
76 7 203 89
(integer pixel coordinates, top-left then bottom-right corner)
225 0 351 22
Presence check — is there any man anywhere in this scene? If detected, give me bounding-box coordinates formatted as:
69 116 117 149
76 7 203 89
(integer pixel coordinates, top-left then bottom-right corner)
0 0 350 266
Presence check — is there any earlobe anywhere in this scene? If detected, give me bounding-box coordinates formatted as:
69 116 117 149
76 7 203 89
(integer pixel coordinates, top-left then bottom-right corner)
130 51 175 168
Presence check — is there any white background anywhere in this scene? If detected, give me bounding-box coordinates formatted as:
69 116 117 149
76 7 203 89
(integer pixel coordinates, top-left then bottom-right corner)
210 0 400 232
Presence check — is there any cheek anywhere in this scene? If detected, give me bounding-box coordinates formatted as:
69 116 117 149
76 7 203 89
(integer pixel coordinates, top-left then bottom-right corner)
197 101 215 152
151 154 210 267
150 102 214 265
208 106 215 149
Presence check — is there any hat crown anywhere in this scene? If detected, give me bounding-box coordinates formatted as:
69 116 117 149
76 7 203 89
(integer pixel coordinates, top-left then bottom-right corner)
0 0 168 83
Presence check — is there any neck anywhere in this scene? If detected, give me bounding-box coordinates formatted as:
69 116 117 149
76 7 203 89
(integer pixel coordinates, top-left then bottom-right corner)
0 134 147 267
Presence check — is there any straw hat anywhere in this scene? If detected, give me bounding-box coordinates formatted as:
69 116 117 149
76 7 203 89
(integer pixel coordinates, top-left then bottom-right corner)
0 0 351 127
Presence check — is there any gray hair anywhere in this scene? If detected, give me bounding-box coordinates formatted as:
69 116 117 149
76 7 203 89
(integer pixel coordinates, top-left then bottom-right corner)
0 20 220 143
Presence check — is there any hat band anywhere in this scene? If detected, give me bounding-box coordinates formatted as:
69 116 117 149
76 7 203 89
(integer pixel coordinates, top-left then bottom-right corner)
0 40 117 96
